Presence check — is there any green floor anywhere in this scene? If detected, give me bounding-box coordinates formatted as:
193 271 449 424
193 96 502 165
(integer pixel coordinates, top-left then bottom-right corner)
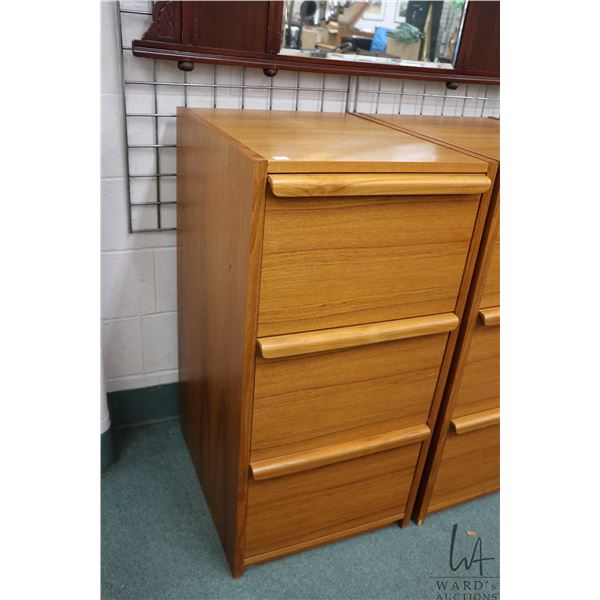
102 421 499 600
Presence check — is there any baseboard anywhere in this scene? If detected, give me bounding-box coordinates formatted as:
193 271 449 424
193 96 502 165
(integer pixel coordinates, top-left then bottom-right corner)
107 382 179 429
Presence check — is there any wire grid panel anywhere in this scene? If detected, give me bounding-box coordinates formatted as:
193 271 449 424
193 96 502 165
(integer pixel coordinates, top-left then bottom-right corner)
116 1 500 233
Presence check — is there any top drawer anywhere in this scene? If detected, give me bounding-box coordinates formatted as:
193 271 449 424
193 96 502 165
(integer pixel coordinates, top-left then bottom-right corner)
257 174 488 336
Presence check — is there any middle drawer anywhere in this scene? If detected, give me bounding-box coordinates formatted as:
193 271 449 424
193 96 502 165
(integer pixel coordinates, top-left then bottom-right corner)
251 313 457 462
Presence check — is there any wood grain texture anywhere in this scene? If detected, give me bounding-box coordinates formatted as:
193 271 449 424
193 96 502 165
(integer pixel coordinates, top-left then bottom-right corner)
176 108 267 577
258 190 479 336
358 115 499 162
365 116 501 524
454 1 500 77
180 110 488 174
397 170 497 529
252 332 449 461
478 306 500 326
175 111 500 569
452 323 500 419
245 444 420 559
257 313 458 359
413 182 500 523
268 173 491 197
250 425 430 481
265 1 284 53
480 229 500 309
244 514 401 567
427 424 500 514
181 1 270 52
451 408 500 435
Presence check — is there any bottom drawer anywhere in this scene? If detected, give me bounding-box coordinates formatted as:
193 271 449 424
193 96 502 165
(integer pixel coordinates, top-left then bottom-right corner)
429 420 499 513
245 443 421 562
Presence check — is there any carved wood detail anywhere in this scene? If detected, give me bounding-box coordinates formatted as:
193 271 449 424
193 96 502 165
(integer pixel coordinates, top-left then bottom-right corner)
142 1 181 44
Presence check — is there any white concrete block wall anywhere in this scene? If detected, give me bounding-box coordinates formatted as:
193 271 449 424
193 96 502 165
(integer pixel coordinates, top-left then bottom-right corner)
102 2 178 392
101 1 500 393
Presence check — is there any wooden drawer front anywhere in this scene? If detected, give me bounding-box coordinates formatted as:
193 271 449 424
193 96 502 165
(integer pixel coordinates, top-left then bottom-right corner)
252 330 449 462
258 191 480 336
245 444 420 561
453 318 500 418
429 421 499 513
480 229 500 309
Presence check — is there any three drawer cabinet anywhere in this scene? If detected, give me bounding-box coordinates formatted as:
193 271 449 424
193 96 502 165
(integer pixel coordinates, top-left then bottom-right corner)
176 109 494 576
362 116 500 521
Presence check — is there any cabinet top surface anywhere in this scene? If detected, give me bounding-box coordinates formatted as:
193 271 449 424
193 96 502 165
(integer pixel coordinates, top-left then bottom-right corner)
181 109 488 174
368 115 500 162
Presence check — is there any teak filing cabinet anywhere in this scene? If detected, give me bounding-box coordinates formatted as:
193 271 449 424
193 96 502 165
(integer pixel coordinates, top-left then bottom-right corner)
176 109 499 576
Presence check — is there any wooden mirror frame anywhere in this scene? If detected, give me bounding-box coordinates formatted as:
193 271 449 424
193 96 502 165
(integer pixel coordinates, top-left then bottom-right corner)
132 1 499 85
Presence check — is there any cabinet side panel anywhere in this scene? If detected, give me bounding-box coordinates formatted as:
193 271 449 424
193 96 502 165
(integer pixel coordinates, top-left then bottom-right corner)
177 109 267 575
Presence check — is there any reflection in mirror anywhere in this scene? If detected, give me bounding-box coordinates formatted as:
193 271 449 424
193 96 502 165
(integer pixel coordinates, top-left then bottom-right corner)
280 1 468 70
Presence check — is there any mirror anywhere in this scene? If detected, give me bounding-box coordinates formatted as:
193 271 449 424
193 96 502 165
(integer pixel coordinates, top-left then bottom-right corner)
280 0 468 70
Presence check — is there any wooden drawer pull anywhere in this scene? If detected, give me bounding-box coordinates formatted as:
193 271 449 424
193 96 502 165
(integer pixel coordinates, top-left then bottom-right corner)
451 408 500 435
250 424 430 481
257 313 458 359
478 307 500 326
268 173 492 197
